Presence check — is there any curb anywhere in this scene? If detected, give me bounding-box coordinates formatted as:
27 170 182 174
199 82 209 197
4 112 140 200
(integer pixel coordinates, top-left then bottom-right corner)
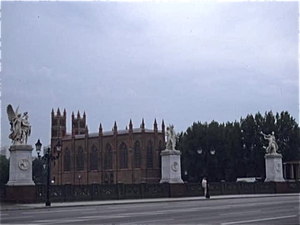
1 193 299 211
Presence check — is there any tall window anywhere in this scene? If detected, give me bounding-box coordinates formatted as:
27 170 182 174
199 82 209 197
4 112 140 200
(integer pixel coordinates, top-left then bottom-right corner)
64 148 71 171
146 140 153 168
134 141 141 168
104 144 112 169
119 142 128 169
90 145 98 171
76 146 84 171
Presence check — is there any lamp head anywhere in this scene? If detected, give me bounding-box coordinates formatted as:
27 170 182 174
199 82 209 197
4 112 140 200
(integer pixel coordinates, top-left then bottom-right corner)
35 139 42 156
56 140 62 153
197 148 202 155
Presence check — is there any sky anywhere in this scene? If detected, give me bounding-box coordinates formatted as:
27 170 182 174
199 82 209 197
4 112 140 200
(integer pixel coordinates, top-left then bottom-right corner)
1 1 299 149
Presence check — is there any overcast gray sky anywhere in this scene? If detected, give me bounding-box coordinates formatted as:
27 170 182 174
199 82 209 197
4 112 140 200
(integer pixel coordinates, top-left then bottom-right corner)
1 1 299 149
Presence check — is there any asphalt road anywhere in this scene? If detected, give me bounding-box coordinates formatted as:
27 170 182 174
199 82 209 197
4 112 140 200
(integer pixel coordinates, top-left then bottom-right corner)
1 195 299 225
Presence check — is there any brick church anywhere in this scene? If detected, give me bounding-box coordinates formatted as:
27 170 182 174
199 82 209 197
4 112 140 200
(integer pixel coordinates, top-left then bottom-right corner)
50 108 166 185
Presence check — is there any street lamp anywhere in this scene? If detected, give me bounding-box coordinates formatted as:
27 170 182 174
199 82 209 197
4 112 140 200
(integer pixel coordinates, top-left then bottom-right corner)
197 146 216 198
197 147 215 176
35 139 62 207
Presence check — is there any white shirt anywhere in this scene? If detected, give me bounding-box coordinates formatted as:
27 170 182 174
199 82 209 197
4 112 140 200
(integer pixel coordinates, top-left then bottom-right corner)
202 179 207 188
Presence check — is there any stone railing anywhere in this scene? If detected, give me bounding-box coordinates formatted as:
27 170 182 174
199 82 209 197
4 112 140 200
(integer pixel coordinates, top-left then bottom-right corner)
2 181 299 203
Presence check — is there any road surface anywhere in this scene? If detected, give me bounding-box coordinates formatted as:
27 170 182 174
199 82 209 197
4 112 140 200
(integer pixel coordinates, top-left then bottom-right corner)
1 195 299 224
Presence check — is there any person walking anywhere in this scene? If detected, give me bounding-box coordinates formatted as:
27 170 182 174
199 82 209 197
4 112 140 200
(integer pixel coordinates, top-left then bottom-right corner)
202 177 208 198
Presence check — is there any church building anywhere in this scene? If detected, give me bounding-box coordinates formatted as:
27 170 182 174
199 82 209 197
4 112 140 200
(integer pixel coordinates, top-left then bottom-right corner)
50 109 166 185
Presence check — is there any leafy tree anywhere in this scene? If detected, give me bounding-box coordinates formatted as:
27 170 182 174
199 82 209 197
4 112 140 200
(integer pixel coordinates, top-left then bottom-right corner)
0 155 9 186
180 111 299 182
275 111 300 161
32 158 46 184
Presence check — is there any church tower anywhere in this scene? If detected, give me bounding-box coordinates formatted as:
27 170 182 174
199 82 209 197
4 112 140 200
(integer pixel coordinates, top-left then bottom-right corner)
51 108 66 138
72 111 86 135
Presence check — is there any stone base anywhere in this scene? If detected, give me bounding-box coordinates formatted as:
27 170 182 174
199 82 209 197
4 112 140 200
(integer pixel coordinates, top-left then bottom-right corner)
160 149 184 184
5 185 37 203
265 153 285 182
7 144 35 186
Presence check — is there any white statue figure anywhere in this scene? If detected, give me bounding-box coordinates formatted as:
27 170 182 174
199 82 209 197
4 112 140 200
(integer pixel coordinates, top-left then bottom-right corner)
166 124 176 150
260 131 278 154
7 104 31 145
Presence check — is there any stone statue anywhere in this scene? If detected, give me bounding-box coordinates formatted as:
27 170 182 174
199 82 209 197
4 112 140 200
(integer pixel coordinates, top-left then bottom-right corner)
166 124 176 151
260 131 278 154
7 104 31 145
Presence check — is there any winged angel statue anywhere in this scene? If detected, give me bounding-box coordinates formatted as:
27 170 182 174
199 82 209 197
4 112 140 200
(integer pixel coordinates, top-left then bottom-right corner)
7 104 31 145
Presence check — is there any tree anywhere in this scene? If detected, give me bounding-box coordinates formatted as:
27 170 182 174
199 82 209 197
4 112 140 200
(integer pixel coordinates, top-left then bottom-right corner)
275 111 300 161
0 155 9 186
32 158 46 184
179 111 300 182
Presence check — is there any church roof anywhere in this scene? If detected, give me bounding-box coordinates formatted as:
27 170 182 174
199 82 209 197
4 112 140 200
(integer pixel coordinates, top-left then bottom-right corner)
62 128 162 140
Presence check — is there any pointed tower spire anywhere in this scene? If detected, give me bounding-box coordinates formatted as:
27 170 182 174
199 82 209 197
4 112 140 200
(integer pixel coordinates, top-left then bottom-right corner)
83 111 86 119
99 123 103 135
162 119 165 133
129 119 133 131
113 121 117 132
57 108 61 116
141 118 145 129
51 108 55 116
63 108 66 117
154 118 158 132
72 111 75 119
77 110 81 119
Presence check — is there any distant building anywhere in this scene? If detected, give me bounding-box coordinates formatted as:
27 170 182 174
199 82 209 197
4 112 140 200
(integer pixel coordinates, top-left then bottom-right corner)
283 160 300 181
50 108 165 185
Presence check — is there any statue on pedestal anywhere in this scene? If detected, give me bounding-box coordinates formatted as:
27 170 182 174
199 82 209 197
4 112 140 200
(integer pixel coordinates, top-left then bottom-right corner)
166 124 176 151
7 104 31 145
160 124 183 183
260 130 284 182
6 104 34 187
260 131 278 154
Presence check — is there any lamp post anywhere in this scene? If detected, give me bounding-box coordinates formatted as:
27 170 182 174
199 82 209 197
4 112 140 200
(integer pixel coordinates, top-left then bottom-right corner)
197 147 216 198
35 139 62 207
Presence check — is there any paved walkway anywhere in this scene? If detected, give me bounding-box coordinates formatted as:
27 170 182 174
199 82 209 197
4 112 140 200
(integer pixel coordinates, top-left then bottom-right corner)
0 193 298 211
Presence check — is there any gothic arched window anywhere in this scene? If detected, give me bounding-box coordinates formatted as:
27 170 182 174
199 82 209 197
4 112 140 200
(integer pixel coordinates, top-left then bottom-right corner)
119 142 128 169
146 140 153 168
90 145 98 171
76 146 84 171
134 141 141 168
64 148 71 171
104 144 112 170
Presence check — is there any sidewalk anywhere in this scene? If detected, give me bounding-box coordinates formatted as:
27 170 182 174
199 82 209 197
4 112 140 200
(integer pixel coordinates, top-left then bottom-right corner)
1 193 298 211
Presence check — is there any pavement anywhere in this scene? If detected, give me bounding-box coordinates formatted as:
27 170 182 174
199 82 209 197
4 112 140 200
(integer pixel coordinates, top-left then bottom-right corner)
1 193 298 211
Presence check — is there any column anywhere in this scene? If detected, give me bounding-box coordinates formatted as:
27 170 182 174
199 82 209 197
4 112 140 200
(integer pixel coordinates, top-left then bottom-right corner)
290 164 294 180
283 164 287 179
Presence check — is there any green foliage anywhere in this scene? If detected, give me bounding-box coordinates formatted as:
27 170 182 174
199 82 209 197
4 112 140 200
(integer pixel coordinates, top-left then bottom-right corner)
32 158 47 184
0 155 9 186
180 111 299 183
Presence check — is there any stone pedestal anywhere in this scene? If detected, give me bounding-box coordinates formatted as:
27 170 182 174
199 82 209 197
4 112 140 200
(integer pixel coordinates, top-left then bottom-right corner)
264 153 285 182
7 144 35 186
160 149 184 183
